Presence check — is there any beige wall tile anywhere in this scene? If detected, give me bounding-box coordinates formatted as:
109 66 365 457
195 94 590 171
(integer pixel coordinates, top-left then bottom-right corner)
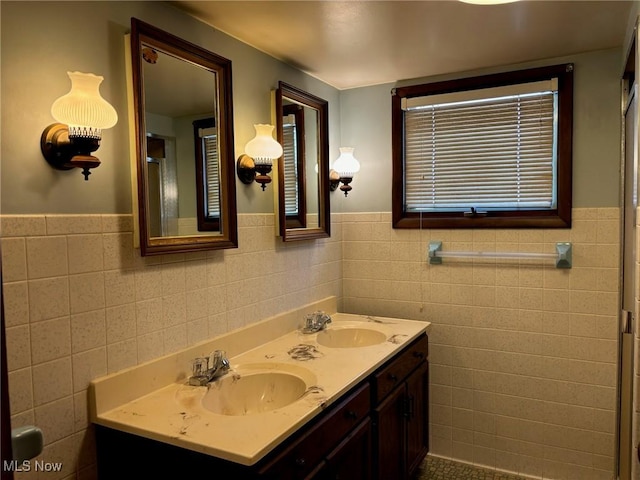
101 214 133 233
69 273 105 314
187 318 208 345
46 215 102 235
75 428 97 470
185 260 208 290
162 293 186 328
1 215 46 237
103 232 136 270
105 304 136 344
6 324 31 371
67 234 104 274
2 237 27 282
71 310 106 353
429 435 452 458
107 339 137 374
451 441 473 464
1 208 624 479
72 348 107 393
73 392 90 432
571 220 598 243
32 357 72 406
164 324 187 354
30 317 70 365
161 262 186 295
3 281 29 327
34 397 74 444
137 331 164 363
103 269 136 307
135 266 163 301
28 277 70 322
37 434 78 480
597 220 620 244
8 368 33 414
519 287 543 310
135 299 163 335
26 236 68 279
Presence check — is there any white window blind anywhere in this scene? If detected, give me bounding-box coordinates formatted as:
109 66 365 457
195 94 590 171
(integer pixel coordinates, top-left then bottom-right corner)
200 130 220 218
403 83 557 213
282 119 299 215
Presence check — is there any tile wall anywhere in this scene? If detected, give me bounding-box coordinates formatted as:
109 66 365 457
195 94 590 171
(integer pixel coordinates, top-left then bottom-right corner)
1 213 342 479
341 208 620 480
2 208 624 480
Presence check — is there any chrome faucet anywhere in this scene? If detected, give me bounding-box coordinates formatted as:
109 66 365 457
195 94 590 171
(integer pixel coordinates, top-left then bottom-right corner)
300 311 332 334
189 350 230 386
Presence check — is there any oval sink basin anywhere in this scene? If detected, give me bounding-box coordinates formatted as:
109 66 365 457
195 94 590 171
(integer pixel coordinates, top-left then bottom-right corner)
316 327 387 348
201 364 313 416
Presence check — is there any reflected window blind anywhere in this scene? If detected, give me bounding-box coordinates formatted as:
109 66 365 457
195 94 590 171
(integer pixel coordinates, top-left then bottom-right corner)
282 123 299 215
203 135 220 217
404 90 557 212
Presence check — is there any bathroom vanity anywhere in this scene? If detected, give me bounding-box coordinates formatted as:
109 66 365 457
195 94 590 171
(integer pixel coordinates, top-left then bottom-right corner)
90 299 429 479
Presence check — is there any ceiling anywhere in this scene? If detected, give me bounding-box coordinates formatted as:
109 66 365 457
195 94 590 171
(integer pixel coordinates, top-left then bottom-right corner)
169 0 633 90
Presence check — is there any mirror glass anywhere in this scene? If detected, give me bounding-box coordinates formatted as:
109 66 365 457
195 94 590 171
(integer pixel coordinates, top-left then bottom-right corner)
130 18 237 255
275 82 330 241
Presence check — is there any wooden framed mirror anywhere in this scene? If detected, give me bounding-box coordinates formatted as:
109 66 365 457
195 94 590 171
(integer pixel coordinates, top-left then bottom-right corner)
275 81 330 241
129 18 238 255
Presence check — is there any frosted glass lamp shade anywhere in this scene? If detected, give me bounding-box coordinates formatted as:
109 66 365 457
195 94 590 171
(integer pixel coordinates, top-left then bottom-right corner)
244 124 283 166
333 147 360 177
51 71 118 139
332 147 360 197
41 71 118 180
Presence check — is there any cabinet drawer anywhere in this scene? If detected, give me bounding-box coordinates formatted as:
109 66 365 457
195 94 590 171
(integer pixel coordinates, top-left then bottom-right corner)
260 382 370 479
374 334 428 403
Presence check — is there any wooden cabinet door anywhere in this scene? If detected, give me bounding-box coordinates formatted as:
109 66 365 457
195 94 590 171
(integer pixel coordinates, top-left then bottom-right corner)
374 384 406 480
406 362 429 477
322 418 372 480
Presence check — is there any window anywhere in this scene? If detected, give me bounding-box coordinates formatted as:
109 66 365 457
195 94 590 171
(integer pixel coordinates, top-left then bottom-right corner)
193 117 220 231
282 103 307 229
392 64 573 229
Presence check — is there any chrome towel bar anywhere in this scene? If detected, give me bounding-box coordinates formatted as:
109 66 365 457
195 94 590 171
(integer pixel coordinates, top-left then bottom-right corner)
428 241 572 269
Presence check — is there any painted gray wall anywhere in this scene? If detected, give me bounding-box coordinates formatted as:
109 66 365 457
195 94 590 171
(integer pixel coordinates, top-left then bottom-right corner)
1 1 623 217
0 1 341 215
336 48 623 213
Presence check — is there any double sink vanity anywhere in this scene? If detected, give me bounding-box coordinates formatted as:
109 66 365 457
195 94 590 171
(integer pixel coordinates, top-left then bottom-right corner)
90 298 430 479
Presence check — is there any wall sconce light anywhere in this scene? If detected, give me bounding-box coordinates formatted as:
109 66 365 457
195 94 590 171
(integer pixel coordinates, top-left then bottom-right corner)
332 147 360 196
236 124 283 191
329 169 341 191
40 71 118 181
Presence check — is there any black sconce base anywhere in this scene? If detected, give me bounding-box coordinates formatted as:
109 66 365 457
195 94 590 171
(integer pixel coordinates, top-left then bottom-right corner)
339 176 353 197
41 123 101 180
236 154 272 190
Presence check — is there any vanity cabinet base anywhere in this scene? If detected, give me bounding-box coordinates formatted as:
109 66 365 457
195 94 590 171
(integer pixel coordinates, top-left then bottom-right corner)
373 335 429 480
95 333 429 480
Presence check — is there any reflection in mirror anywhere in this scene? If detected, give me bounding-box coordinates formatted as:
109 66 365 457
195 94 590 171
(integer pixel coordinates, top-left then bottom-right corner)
282 103 306 228
275 82 330 241
193 117 220 231
129 18 237 255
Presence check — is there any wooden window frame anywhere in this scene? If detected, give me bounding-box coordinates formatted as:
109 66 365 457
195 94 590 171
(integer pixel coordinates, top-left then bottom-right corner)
391 63 574 229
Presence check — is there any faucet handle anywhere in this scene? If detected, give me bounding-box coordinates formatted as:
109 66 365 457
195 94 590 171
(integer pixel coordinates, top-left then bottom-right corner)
191 357 208 376
300 311 332 333
208 350 230 373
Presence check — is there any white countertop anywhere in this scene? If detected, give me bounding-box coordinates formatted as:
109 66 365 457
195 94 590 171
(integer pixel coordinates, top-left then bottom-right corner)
90 303 429 466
